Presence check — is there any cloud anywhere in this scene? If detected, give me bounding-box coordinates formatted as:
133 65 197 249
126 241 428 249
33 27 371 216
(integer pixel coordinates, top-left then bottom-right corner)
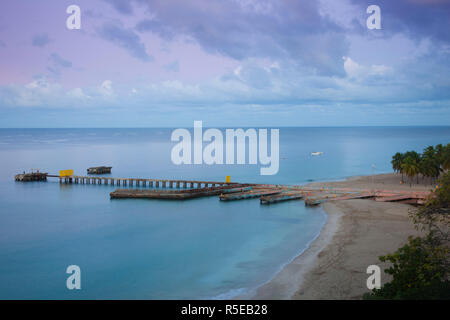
31 33 51 47
343 56 391 79
101 80 113 91
100 80 115 96
164 61 179 72
1 77 65 107
349 0 450 44
0 78 116 108
133 0 349 76
68 87 90 100
104 0 134 15
49 53 72 68
98 21 152 62
3 51 447 111
47 53 72 77
2 0 450 127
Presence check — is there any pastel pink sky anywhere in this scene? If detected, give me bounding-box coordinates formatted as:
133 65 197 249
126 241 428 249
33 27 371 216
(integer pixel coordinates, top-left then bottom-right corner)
0 0 238 88
0 0 449 127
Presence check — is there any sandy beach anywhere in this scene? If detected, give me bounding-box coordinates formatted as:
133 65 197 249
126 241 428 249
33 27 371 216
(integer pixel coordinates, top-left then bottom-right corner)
248 173 432 300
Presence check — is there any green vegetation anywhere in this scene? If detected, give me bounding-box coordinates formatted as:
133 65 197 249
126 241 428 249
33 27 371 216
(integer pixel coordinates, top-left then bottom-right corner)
364 172 450 300
391 143 450 186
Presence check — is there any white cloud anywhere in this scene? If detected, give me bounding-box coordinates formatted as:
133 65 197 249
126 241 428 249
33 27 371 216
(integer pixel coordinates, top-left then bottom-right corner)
343 56 391 79
0 53 447 112
100 80 114 96
101 80 113 91
68 88 90 100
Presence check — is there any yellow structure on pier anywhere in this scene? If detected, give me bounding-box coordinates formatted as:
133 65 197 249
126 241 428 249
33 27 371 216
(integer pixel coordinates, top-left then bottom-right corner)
59 169 74 177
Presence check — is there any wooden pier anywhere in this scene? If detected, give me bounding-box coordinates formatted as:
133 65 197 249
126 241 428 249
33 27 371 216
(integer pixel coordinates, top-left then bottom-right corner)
110 185 251 200
260 192 305 204
15 170 433 206
50 175 434 206
219 188 282 201
51 175 242 189
304 189 430 206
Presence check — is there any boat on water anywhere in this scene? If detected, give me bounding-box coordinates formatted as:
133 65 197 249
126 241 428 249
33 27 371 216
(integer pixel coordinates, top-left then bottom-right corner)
311 152 323 156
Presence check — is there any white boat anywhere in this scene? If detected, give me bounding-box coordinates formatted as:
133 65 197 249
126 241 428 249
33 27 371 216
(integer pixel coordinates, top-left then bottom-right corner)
311 152 323 156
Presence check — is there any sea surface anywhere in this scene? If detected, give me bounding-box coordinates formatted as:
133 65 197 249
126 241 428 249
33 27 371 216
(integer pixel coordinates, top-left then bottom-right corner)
0 126 449 299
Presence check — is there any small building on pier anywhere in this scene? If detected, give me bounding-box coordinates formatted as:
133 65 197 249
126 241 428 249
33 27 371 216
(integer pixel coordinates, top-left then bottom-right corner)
15 171 48 182
87 166 112 175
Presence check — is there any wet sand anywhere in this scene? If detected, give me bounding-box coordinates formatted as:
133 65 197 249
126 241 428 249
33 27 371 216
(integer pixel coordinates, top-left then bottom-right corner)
248 173 430 300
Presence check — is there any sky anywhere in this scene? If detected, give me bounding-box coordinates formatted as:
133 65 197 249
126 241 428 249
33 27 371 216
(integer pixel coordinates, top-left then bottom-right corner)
0 0 449 127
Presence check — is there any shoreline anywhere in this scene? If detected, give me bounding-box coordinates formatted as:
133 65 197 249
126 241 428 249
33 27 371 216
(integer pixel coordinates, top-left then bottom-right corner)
236 202 339 300
244 173 430 300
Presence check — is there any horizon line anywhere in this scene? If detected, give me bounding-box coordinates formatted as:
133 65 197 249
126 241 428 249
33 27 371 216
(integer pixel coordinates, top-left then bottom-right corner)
1 125 450 129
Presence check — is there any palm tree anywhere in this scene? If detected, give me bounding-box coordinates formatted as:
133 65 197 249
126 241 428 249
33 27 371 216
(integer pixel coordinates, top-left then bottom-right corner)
442 143 450 171
402 156 420 187
436 144 444 166
405 151 422 183
391 144 450 186
404 150 421 164
430 158 441 183
391 152 405 182
420 145 439 184
423 145 435 159
420 156 440 184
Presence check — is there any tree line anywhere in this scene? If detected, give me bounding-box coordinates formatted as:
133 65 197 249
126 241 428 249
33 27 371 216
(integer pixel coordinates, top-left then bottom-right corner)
364 172 450 299
391 143 450 186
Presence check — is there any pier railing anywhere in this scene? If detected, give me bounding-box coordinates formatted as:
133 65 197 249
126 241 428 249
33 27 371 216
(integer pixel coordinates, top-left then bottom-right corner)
48 175 242 189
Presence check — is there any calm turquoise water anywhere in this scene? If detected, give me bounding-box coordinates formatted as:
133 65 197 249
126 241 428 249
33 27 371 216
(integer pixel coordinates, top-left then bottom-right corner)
0 127 449 299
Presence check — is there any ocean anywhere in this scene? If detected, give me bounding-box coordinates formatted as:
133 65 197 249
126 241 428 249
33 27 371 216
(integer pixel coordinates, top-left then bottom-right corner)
0 126 449 299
